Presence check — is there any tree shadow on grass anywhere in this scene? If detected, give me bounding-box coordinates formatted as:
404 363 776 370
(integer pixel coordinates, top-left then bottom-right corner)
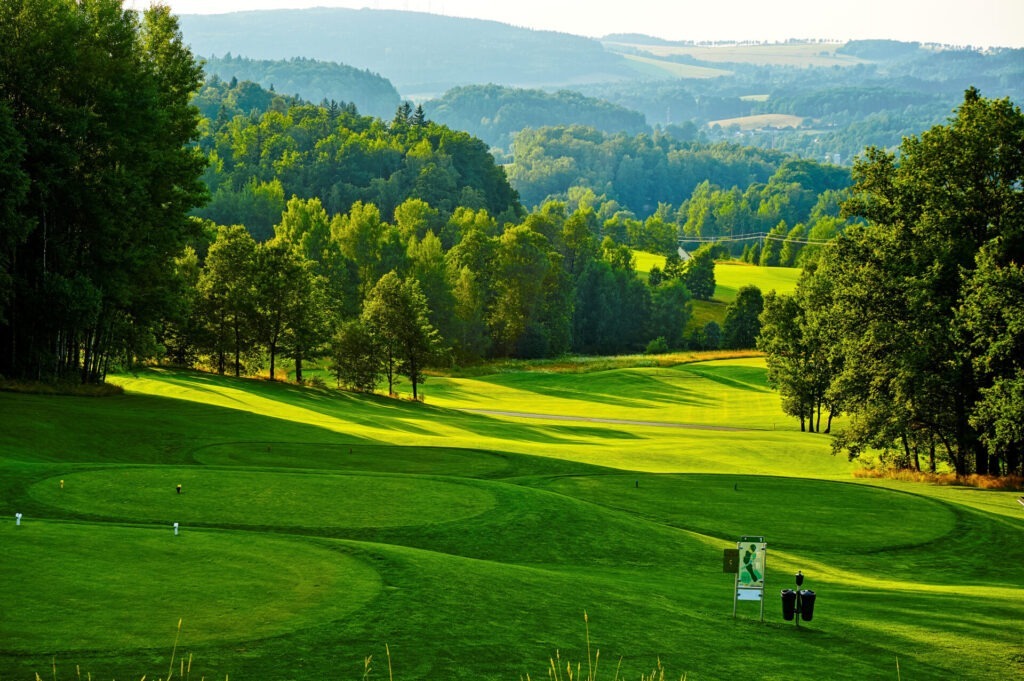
137 368 615 447
678 364 772 393
479 370 716 410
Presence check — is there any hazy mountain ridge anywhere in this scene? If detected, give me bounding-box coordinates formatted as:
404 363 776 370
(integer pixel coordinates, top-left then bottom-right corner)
180 9 1024 168
179 8 639 97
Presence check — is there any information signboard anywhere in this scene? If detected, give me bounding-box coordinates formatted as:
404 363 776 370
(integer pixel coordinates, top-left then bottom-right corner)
738 540 766 587
732 536 766 620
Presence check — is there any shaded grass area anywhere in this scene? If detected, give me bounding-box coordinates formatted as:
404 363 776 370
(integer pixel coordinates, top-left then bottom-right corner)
534 473 957 553
0 360 1021 680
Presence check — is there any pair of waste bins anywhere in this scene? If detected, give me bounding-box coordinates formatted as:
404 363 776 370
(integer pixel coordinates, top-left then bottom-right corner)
780 588 816 621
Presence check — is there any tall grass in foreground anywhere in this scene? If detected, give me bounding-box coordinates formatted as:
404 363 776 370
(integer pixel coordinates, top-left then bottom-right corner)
34 615 687 681
522 612 686 681
34 620 223 681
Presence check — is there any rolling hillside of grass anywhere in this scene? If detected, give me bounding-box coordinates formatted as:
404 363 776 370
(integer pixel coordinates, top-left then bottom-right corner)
1 357 1021 681
635 253 801 331
619 53 734 79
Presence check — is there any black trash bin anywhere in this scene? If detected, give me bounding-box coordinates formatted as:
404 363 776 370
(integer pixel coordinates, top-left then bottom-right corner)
799 589 816 621
781 589 797 621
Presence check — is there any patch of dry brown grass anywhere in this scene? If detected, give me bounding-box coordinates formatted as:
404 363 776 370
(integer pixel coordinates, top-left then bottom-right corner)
853 468 1023 491
0 378 123 397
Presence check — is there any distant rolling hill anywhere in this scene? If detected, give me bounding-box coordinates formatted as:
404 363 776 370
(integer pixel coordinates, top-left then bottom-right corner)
200 54 402 120
178 8 644 98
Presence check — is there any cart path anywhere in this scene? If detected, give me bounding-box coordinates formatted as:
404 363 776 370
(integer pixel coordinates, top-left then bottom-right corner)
462 408 755 432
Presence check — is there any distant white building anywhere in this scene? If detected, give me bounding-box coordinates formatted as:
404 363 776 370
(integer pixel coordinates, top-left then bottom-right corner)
678 247 692 262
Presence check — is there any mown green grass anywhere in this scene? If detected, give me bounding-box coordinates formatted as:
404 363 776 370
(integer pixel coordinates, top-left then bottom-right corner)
1 359 1021 681
713 261 800 302
632 250 667 277
1 521 380 651
30 468 498 529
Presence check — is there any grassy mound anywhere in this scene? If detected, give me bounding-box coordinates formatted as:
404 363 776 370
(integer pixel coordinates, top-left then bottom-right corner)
0 521 380 651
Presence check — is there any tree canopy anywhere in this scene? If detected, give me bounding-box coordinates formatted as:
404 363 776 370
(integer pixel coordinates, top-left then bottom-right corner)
758 89 1024 477
0 0 207 383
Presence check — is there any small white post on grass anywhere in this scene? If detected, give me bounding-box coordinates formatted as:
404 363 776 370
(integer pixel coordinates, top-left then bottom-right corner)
15 512 22 526
173 522 179 536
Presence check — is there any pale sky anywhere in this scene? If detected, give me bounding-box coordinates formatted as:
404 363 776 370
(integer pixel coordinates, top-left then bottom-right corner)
129 0 1024 47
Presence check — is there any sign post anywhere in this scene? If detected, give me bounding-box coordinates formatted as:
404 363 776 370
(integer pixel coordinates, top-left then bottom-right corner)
731 535 766 621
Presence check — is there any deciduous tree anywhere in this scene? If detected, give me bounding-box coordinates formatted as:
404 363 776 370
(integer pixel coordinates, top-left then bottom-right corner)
723 285 764 350
819 89 1024 474
0 0 207 382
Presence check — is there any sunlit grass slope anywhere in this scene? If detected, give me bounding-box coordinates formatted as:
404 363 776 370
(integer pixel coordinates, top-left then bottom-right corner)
105 361 849 477
632 253 800 327
1 359 1021 681
713 260 800 300
633 251 801 296
692 260 801 330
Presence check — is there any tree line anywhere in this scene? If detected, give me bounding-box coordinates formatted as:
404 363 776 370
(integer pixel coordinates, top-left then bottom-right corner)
0 0 207 384
165 194 731 395
189 78 858 264
758 90 1024 478
0 12 774 389
506 125 852 235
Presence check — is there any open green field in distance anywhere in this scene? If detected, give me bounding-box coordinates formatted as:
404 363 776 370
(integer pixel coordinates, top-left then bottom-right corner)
619 52 734 79
633 253 800 300
634 253 801 331
604 40 869 68
1 357 1021 681
708 113 806 130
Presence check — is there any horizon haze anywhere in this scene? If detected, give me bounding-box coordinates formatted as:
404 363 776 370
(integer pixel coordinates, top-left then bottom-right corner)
126 0 1024 48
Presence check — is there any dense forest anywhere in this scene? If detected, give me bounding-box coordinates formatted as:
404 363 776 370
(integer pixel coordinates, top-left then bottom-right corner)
191 78 521 240
0 0 207 384
199 54 402 120
506 125 853 231
423 85 648 155
176 82 774 374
